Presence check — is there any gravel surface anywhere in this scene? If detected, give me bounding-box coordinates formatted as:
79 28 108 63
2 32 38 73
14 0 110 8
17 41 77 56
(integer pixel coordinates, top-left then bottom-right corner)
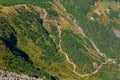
0 70 43 80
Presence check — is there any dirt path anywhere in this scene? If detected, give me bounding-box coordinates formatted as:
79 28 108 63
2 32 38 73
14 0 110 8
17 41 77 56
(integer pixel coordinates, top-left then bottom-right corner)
55 18 113 77
90 40 106 58
42 5 114 77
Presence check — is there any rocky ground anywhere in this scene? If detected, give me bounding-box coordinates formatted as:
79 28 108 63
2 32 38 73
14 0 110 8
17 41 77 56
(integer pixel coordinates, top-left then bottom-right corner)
0 70 43 80
114 30 120 38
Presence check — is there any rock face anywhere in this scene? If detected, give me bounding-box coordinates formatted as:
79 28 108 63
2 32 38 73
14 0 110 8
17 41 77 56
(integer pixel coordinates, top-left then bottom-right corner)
0 70 43 80
113 30 120 38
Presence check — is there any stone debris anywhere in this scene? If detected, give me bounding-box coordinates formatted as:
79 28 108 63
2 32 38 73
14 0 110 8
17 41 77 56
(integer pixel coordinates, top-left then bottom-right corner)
0 70 43 80
113 30 120 38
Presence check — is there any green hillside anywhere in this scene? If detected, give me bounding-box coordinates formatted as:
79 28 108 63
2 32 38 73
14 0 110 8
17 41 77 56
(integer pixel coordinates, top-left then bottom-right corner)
0 0 120 80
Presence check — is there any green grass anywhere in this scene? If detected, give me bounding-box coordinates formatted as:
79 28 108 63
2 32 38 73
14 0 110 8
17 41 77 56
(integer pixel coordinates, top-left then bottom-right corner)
0 0 120 80
0 5 61 79
2 55 50 78
61 30 96 73
0 0 58 16
60 0 120 80
60 0 120 61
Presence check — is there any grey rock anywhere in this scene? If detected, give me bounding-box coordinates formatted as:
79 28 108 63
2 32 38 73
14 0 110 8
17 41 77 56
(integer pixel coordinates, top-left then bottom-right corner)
0 70 44 80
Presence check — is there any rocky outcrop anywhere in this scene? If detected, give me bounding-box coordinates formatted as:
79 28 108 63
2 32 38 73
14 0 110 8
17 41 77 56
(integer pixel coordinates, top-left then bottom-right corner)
0 70 44 80
113 30 120 38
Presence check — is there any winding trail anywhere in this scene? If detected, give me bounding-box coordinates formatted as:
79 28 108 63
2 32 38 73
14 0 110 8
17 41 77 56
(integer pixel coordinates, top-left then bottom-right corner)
42 4 114 77
55 18 113 77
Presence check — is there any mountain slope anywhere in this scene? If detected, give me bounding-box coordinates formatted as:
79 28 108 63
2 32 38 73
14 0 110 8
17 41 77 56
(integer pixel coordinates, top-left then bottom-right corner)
0 0 120 80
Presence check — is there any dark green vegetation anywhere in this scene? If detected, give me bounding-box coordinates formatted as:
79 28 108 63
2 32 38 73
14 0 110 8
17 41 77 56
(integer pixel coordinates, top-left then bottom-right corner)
60 0 120 80
61 30 96 73
0 17 51 79
60 0 120 61
0 0 58 16
0 0 120 80
0 9 59 79
0 1 60 79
